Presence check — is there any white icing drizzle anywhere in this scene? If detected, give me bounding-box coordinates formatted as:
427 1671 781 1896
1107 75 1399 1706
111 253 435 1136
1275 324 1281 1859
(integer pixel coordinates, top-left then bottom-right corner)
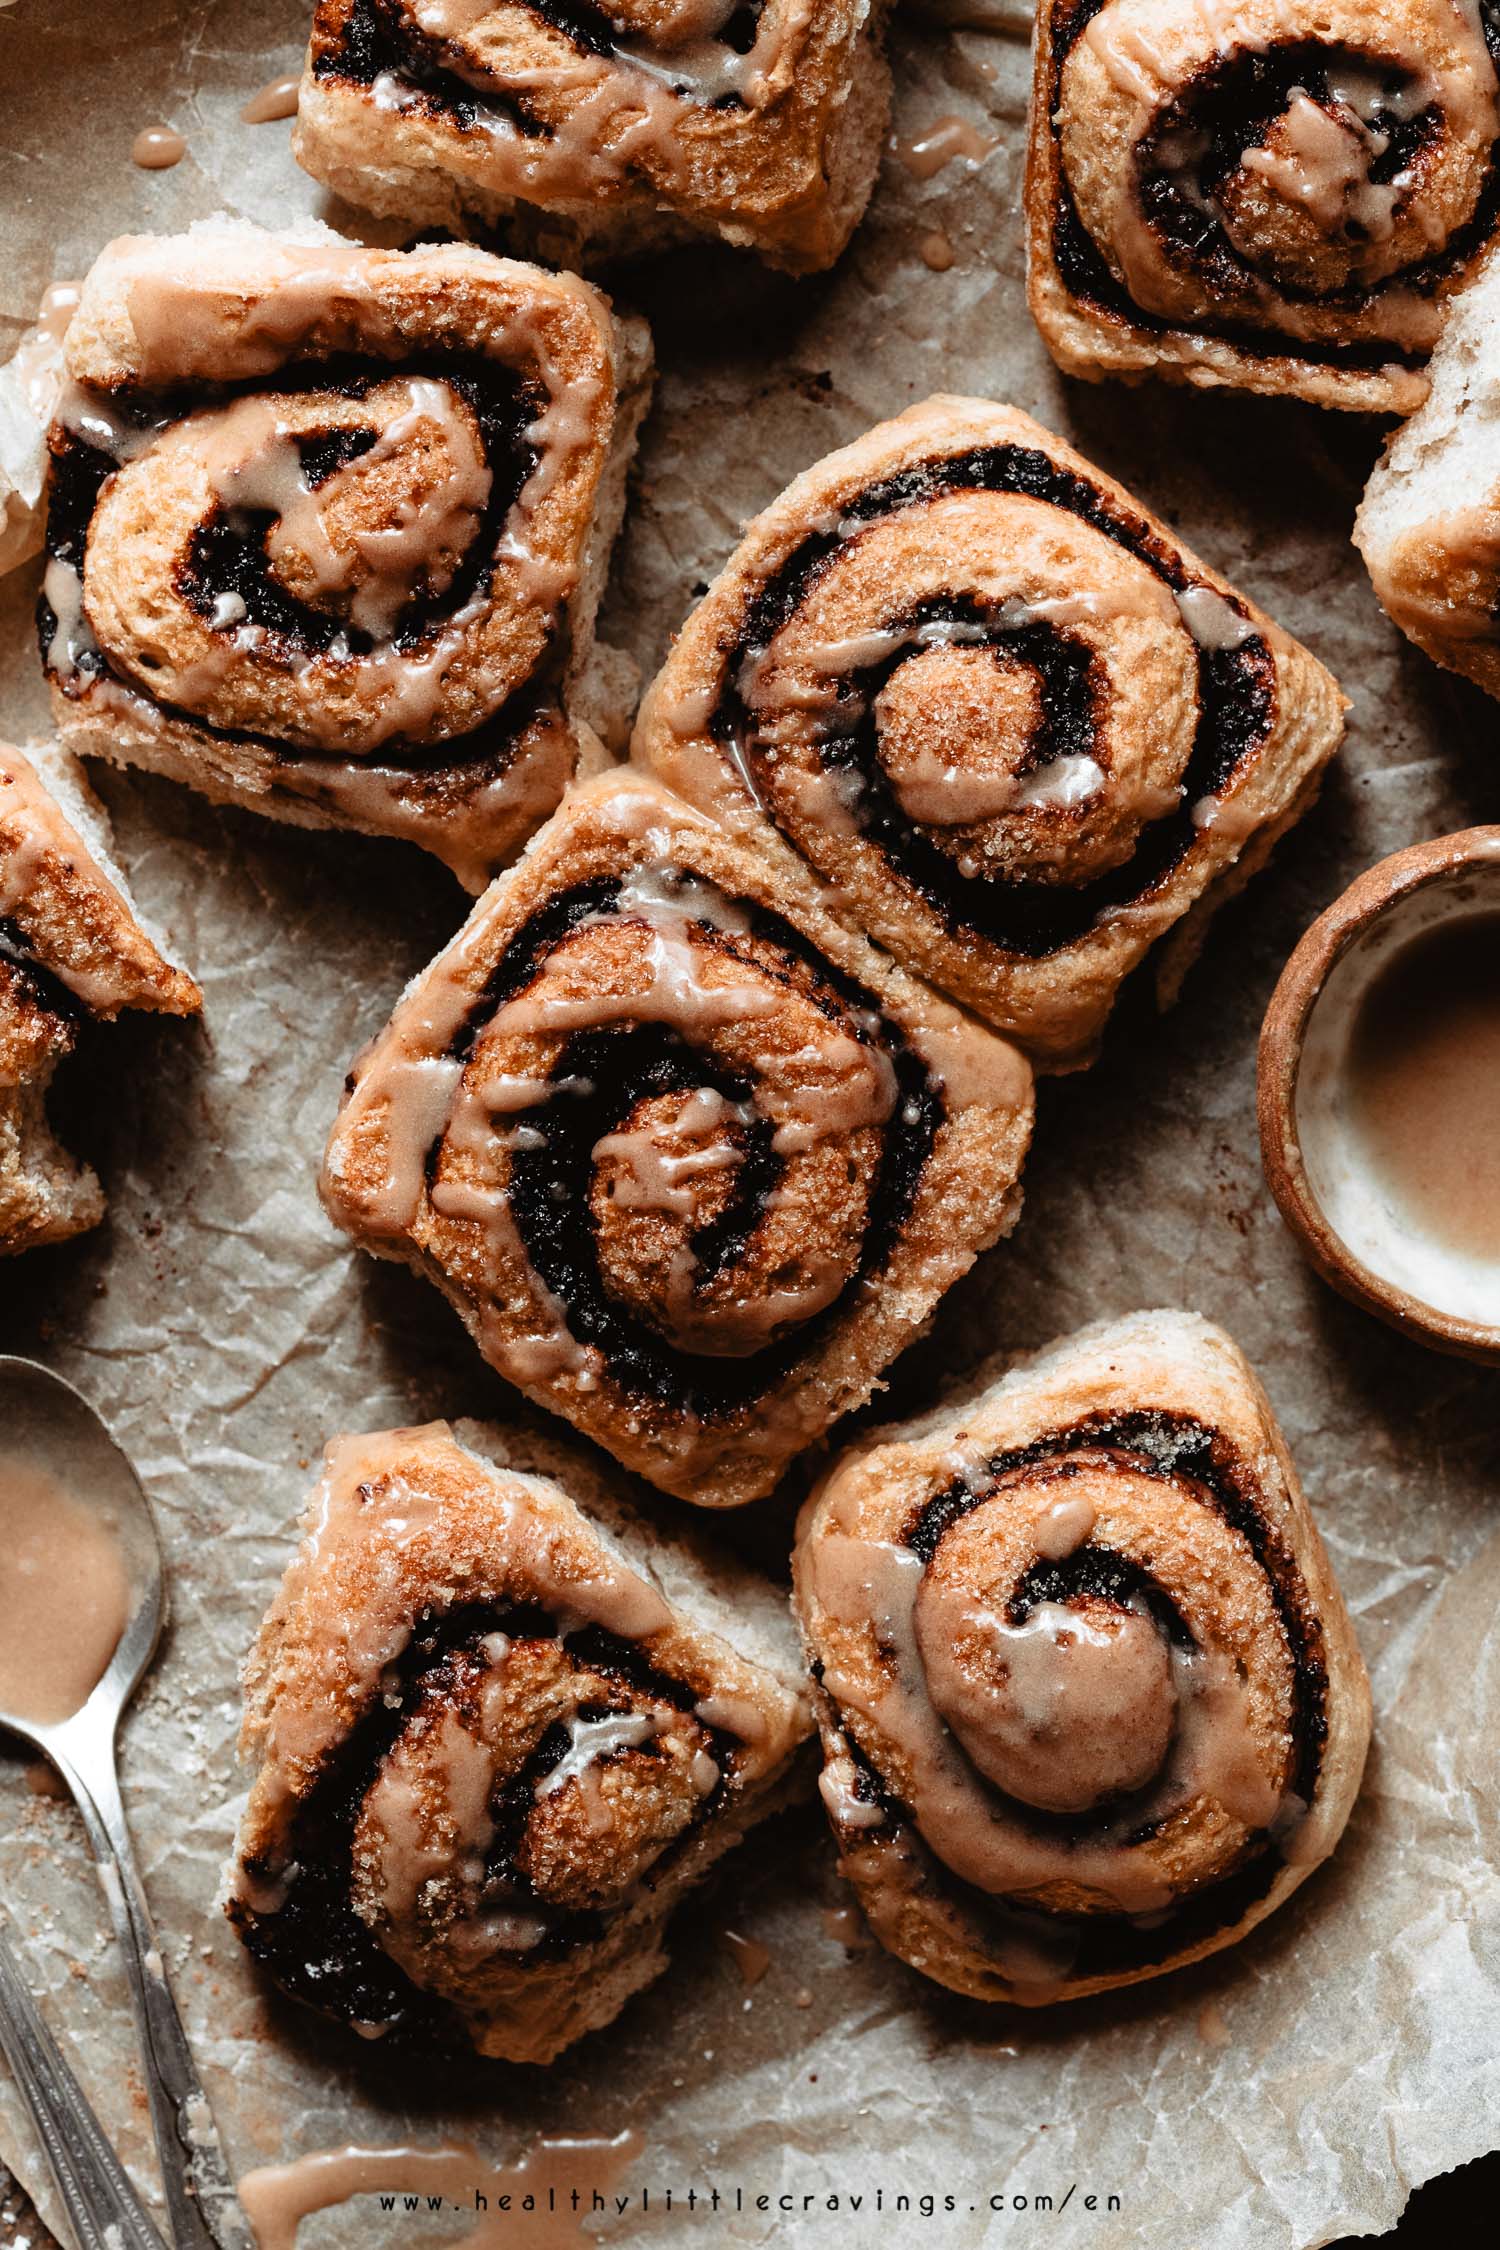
1033 1492 1098 1560
363 0 826 210
1070 0 1500 353
818 1733 886 1829
324 795 946 1387
0 743 186 1016
44 239 610 876
253 1428 677 1810
363 1659 696 1941
889 750 1106 825
536 1710 662 1798
41 554 99 679
594 1086 752 1214
694 1689 772 1743
221 377 492 641
1175 584 1257 651
805 1487 1287 1917
1242 90 1408 241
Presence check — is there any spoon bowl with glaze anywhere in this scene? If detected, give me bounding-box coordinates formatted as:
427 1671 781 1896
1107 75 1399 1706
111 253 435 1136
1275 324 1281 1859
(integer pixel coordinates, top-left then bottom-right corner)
0 1355 249 2250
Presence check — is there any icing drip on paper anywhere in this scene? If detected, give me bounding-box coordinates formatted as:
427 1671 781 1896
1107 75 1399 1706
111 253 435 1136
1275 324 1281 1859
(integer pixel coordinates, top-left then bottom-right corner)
239 2133 640 2250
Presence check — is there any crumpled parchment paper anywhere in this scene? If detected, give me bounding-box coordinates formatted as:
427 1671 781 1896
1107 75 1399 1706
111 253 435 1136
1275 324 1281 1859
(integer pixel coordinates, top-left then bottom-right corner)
1 3 1497 2246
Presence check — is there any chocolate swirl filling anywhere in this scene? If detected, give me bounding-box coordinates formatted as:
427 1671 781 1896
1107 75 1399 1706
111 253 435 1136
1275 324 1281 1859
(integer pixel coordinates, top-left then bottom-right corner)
0 923 81 1031
713 442 1275 960
811 1408 1330 1988
39 351 551 783
231 1600 742 2046
428 870 943 1415
315 0 770 127
1048 0 1500 371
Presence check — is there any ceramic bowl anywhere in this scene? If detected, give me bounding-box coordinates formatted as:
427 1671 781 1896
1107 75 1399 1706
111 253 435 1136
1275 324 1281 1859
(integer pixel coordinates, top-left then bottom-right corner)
1258 827 1500 1365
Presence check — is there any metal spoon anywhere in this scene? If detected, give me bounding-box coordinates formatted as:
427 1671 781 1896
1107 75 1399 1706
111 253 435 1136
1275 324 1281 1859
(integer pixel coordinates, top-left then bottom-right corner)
0 1356 251 2250
0 1910 168 2250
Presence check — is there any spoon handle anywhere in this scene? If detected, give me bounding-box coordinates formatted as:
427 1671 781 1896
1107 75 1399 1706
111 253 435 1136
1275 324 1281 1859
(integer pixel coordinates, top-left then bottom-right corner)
50 1740 253 2250
0 1913 169 2250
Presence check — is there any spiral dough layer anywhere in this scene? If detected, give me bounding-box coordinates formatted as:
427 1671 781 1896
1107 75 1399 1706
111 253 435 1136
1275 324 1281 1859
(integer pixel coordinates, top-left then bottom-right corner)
295 0 894 274
226 1423 812 2062
633 396 1346 1068
792 1309 1371 2003
1027 0 1500 410
320 770 1035 1507
40 225 651 887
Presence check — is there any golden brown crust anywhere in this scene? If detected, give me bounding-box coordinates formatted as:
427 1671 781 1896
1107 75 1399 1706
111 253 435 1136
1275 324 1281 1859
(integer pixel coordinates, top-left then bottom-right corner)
1025 0 1500 412
1360 506 1500 695
631 395 1347 1069
0 745 200 1023
0 965 91 1257
0 963 74 1091
227 1422 812 2062
321 768 1034 1506
1349 252 1500 690
42 226 651 890
295 0 894 274
0 742 200 1257
791 1309 1372 2005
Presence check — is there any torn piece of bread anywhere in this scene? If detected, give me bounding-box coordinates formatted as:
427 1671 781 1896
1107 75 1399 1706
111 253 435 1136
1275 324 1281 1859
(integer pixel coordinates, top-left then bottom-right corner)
0 740 201 1256
0 279 72 577
1356 248 1500 698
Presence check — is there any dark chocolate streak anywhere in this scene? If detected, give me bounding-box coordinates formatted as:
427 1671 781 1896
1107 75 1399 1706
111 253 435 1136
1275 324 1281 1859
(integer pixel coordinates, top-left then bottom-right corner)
316 0 765 126
823 590 1103 796
430 871 942 1418
857 1407 1332 1984
38 352 552 782
0 919 81 1028
518 1020 784 1300
1048 1 1500 370
1013 1536 1193 1652
715 443 1275 960
230 1600 739 2047
1140 43 1441 301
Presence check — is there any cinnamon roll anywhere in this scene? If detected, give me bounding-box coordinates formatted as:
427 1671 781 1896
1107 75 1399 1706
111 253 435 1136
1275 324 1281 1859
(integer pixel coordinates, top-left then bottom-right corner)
1027 0 1500 411
40 222 652 891
792 1309 1370 2003
295 0 893 274
321 769 1034 1508
226 1420 812 2061
1356 242 1500 691
0 741 201 1255
632 397 1347 1070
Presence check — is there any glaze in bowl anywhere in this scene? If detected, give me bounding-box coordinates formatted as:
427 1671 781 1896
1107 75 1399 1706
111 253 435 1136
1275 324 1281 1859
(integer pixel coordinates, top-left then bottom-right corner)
1258 828 1500 1365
